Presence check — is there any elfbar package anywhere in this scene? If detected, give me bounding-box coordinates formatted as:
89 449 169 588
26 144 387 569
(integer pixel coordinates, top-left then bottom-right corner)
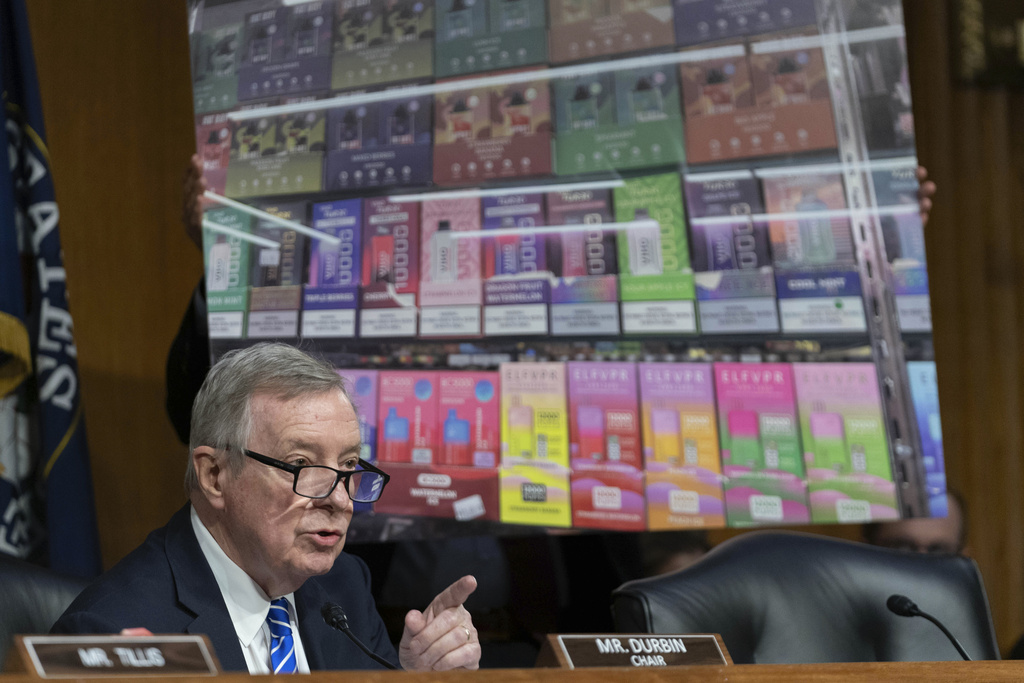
377 371 438 464
907 361 947 517
419 197 484 336
438 372 500 467
376 370 501 522
203 207 251 339
247 202 308 338
567 362 643 531
714 362 809 526
499 362 571 527
613 173 696 334
794 363 898 523
639 363 725 529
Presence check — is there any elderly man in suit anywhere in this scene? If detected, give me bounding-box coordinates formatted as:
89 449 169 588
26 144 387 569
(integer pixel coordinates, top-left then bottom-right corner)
54 343 480 673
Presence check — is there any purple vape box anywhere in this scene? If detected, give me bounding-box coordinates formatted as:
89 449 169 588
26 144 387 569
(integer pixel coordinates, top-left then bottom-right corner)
685 171 771 272
324 93 434 190
674 0 818 48
237 3 333 102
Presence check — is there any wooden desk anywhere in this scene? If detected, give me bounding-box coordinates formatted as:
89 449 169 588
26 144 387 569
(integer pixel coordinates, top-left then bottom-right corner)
3 661 1024 682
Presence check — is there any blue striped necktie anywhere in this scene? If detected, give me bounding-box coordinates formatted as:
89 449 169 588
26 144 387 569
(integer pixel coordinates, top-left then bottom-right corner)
267 598 297 674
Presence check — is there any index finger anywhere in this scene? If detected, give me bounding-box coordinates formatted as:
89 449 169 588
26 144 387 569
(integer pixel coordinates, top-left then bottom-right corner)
427 575 477 620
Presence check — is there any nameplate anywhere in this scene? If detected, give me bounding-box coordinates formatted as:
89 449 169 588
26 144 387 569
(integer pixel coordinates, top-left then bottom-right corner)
14 635 220 678
537 633 731 669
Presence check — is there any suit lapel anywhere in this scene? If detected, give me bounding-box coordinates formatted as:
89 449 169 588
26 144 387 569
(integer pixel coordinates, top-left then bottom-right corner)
163 506 249 672
295 577 371 671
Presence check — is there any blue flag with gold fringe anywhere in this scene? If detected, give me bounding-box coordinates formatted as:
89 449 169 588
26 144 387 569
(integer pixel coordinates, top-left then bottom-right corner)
0 0 101 577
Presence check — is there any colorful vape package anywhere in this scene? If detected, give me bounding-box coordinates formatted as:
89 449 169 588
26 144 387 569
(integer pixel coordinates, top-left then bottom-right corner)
553 65 685 175
433 79 552 185
481 193 551 336
191 21 242 114
194 112 232 196
226 107 326 198
438 372 500 467
567 362 644 530
419 197 484 336
639 363 725 529
359 197 420 337
613 173 696 334
794 363 898 523
377 371 438 464
324 94 433 191
548 0 676 64
434 0 548 78
673 0 818 48
873 162 931 332
714 362 809 526
237 4 333 101
303 200 362 338
202 207 251 339
332 0 435 91
762 171 854 269
907 361 947 517
686 170 778 333
338 369 379 463
247 202 309 338
499 362 571 527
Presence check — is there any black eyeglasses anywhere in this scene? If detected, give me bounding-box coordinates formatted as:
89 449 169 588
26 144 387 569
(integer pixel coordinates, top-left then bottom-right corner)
240 449 390 503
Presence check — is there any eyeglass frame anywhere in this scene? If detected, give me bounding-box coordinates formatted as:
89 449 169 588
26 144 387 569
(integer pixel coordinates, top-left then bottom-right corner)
236 447 390 503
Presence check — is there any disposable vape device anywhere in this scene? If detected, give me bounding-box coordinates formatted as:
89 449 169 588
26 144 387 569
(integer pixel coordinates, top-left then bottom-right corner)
630 77 664 122
759 413 797 471
702 68 735 115
845 414 879 474
809 412 847 472
493 216 520 275
795 190 836 264
448 99 473 140
430 220 459 283
370 234 395 283
206 238 233 292
705 222 738 271
294 17 318 56
577 405 605 460
500 0 530 30
728 410 761 469
516 217 540 273
445 0 474 39
560 226 588 277
382 407 411 462
505 91 532 135
628 209 663 275
569 84 599 131
651 408 681 464
679 413 710 466
339 110 362 150
773 56 809 105
508 399 535 458
442 408 472 465
388 104 414 145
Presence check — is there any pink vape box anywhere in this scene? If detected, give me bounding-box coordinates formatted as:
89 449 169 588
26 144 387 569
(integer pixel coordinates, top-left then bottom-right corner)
714 362 809 526
639 363 726 529
567 362 644 531
372 462 500 521
420 197 483 306
361 198 421 300
377 371 438 464
337 369 379 464
437 372 500 467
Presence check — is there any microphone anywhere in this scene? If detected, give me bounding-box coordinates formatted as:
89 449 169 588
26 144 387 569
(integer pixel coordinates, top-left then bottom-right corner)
886 594 972 661
321 602 399 670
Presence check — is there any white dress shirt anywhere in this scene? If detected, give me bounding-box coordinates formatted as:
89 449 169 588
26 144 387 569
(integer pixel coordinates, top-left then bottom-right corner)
191 507 312 674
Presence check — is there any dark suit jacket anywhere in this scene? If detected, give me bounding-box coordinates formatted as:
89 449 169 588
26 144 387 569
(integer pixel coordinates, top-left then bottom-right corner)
51 505 400 671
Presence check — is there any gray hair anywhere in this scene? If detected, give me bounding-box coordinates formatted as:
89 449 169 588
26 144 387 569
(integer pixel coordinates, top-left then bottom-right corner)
185 342 349 493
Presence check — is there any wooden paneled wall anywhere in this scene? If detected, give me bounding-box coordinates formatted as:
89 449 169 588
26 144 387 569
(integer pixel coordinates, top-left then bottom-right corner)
24 0 1024 654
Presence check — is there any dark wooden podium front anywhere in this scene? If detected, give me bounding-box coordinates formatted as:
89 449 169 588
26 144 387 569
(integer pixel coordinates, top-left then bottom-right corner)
3 661 1024 682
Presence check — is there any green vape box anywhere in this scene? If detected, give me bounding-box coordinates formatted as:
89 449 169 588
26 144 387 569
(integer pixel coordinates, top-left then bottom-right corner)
434 0 547 78
203 207 252 339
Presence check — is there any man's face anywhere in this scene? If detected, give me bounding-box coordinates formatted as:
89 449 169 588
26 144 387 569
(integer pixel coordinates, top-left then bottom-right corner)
218 389 361 597
870 501 964 555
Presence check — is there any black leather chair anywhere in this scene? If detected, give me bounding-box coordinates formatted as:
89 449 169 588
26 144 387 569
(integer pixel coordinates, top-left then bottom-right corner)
611 531 999 664
0 553 90 668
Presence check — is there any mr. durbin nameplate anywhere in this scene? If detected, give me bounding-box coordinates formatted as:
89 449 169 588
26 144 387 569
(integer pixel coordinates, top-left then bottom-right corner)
537 634 732 669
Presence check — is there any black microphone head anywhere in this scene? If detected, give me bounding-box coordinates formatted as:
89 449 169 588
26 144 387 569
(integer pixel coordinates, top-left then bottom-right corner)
887 594 921 617
321 602 349 630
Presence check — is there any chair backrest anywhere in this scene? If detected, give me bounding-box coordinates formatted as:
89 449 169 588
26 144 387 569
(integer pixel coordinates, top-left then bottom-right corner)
610 531 1000 664
0 554 91 667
